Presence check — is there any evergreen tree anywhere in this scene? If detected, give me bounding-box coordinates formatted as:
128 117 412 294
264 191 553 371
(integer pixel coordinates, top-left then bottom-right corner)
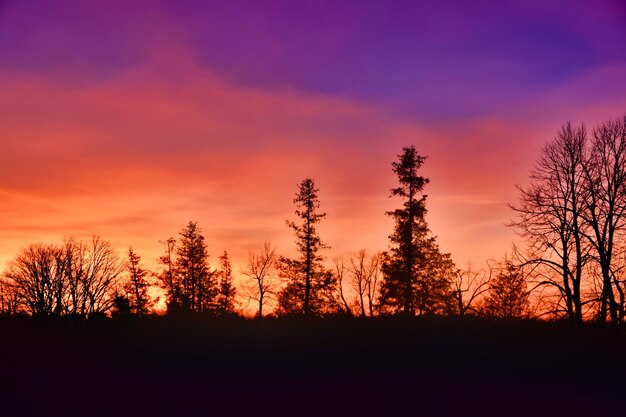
216 251 237 316
483 261 529 319
124 247 152 315
175 221 216 314
277 178 338 316
157 238 180 313
379 146 455 315
159 222 217 315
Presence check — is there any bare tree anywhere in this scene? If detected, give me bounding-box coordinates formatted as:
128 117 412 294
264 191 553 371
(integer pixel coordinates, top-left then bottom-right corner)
346 250 383 317
453 263 491 316
4 237 123 317
4 243 66 316
349 250 369 317
0 278 20 315
74 237 124 316
510 122 589 323
364 252 383 317
332 251 383 317
580 116 626 323
243 242 280 318
333 256 353 316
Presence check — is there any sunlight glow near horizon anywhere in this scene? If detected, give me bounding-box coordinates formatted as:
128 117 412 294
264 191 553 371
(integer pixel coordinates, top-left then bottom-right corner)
0 0 625 296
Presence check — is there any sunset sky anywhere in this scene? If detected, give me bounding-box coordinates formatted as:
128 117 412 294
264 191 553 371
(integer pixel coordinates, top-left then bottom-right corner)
1 0 625 282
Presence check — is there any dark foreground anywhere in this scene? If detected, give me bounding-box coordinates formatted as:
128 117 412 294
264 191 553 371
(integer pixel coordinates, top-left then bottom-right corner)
0 316 624 417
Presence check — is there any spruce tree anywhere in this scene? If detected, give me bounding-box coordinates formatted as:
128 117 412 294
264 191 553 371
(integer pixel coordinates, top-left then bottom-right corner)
379 146 455 315
216 251 237 316
174 221 216 314
277 178 337 316
125 247 152 315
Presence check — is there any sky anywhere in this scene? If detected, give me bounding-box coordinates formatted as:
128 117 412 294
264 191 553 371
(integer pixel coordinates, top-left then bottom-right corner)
0 0 625 284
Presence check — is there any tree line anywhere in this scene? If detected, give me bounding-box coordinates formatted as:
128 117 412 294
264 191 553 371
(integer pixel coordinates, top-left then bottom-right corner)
2 115 623 322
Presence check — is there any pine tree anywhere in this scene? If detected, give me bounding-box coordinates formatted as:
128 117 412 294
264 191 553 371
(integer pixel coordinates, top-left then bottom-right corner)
124 247 153 315
216 251 237 316
277 178 338 316
379 146 455 315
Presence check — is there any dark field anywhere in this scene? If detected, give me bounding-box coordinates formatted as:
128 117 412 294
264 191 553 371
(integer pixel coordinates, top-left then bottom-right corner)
0 316 624 417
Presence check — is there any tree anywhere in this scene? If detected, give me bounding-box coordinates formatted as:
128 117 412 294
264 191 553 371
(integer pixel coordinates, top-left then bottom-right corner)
579 116 626 323
0 278 20 315
157 238 179 312
216 251 237 316
452 264 491 317
510 122 589 323
243 242 280 318
111 292 131 316
124 247 153 315
277 178 338 316
4 243 66 316
173 221 217 314
379 146 455 316
157 222 217 315
342 250 383 317
3 237 123 317
333 256 353 316
483 260 529 319
63 237 124 316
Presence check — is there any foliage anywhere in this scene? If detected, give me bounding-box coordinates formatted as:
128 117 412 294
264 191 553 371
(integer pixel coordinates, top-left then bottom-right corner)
277 179 338 316
216 251 237 316
123 247 153 315
482 261 529 319
158 222 218 315
379 146 455 315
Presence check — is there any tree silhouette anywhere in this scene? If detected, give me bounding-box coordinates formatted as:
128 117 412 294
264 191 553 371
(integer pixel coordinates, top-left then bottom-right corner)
62 237 124 317
157 237 179 312
124 247 153 315
579 116 626 323
453 264 491 316
4 243 66 316
510 123 589 323
483 260 529 319
216 251 237 316
511 115 626 323
243 242 280 318
158 222 217 315
174 221 216 314
277 179 338 316
336 250 383 317
333 256 353 316
0 279 20 315
3 237 123 317
379 146 455 316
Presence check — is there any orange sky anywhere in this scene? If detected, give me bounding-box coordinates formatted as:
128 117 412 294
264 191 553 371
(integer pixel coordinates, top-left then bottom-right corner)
2 62 624 276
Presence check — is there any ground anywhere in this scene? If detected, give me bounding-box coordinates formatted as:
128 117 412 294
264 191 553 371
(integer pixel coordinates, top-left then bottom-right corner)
0 316 623 416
